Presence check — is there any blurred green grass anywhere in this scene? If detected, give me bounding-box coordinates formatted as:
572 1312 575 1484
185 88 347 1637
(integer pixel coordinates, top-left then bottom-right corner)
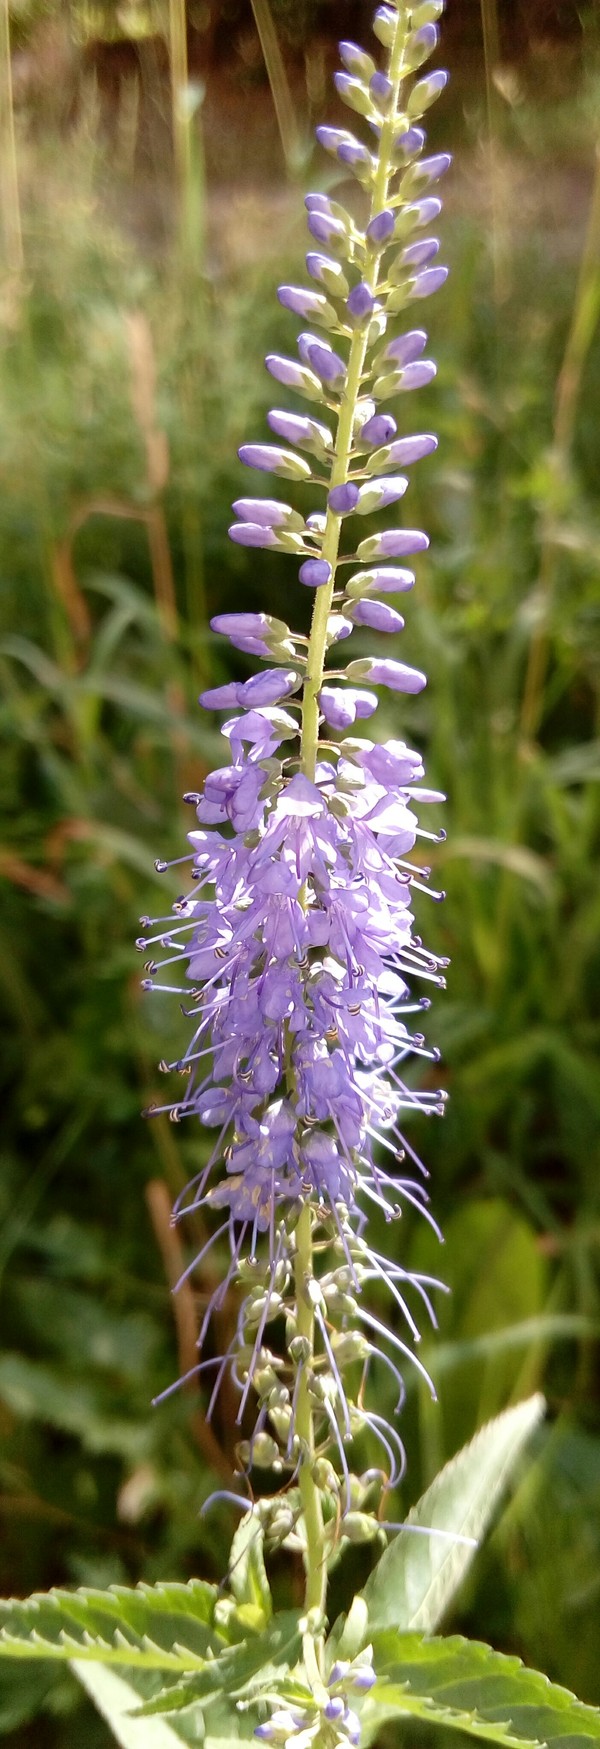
0 3 599 1742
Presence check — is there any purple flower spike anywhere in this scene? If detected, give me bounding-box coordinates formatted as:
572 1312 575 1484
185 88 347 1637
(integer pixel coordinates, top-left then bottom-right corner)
348 599 405 633
360 411 397 445
347 282 375 320
409 265 449 299
299 558 332 588
329 482 360 514
367 208 395 245
357 528 430 559
347 656 427 693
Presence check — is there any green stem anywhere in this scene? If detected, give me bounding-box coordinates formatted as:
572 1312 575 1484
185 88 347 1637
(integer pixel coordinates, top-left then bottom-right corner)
293 0 411 1653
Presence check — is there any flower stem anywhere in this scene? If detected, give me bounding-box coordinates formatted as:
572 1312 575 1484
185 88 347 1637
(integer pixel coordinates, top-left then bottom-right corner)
294 1 410 1644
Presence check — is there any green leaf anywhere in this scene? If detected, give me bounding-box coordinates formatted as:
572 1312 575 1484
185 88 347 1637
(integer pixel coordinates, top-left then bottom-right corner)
228 1512 272 1624
360 1631 600 1749
361 1395 544 1633
132 1609 303 1718
72 1662 187 1749
0 1580 217 1671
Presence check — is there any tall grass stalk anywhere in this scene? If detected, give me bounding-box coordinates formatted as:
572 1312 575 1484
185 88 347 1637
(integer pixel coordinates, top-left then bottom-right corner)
250 0 309 174
0 0 22 276
520 143 600 741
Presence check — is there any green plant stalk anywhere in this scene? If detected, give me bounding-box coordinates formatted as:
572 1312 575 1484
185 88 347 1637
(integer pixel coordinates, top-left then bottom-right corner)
520 141 600 743
294 1 411 1661
0 0 22 275
251 0 307 175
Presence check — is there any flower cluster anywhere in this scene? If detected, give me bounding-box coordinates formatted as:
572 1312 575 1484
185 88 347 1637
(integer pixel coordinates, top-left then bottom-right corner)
141 0 449 1533
256 1652 376 1749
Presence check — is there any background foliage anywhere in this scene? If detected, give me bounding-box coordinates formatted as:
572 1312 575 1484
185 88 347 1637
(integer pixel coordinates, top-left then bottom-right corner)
0 0 599 1742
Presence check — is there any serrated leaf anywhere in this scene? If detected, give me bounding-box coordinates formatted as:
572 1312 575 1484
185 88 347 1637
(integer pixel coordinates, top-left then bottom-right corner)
132 1610 303 1717
360 1631 600 1749
228 1512 272 1623
0 1579 217 1671
361 1395 544 1633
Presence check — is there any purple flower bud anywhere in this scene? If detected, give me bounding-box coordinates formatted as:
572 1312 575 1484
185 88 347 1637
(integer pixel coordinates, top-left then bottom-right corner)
299 559 332 588
299 337 346 386
352 1668 376 1692
305 191 335 215
413 22 439 54
375 433 438 468
412 195 443 228
240 669 299 706
347 281 375 320
325 1699 346 1722
277 284 331 320
356 474 409 513
232 498 297 528
338 141 373 171
346 656 427 692
315 125 350 153
407 69 449 117
239 443 312 481
328 482 360 514
412 151 452 184
382 329 427 367
359 412 397 445
328 1662 350 1687
367 208 395 245
402 237 440 267
348 599 405 632
409 265 449 299
228 522 279 549
266 353 320 393
267 409 333 452
306 253 350 295
370 70 393 108
397 359 437 391
319 686 378 727
339 39 375 78
198 682 240 710
211 612 286 641
307 211 348 247
357 528 429 559
343 1708 361 1745
346 566 415 596
395 125 426 157
254 1727 274 1741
